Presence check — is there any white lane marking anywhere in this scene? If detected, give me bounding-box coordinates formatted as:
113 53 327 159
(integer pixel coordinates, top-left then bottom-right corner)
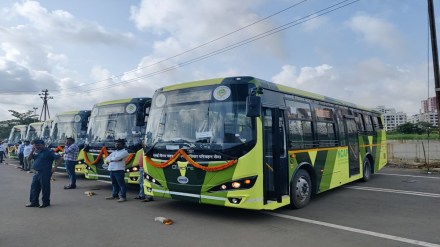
264 212 440 247
378 173 440 180
345 186 440 198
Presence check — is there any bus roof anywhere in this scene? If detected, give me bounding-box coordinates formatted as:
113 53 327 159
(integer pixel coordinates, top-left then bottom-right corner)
94 97 151 107
160 76 377 113
55 110 91 116
28 122 44 127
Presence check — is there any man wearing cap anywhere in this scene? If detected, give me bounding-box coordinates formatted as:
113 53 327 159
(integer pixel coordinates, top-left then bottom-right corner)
25 140 64 208
105 139 129 202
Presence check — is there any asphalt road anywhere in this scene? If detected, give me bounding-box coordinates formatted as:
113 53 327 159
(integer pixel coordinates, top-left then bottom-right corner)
0 158 439 247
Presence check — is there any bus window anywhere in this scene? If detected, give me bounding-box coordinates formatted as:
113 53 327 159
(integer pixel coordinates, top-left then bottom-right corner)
314 106 337 147
286 100 314 149
336 109 346 146
317 122 337 147
288 120 313 149
354 113 365 131
373 115 384 129
363 114 373 132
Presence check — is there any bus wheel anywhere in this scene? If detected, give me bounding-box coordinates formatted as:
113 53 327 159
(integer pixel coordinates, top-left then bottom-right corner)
362 159 371 182
291 169 311 209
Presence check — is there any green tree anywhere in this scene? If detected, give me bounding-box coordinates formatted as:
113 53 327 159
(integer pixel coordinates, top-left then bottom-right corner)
0 110 38 140
417 121 436 134
396 122 419 134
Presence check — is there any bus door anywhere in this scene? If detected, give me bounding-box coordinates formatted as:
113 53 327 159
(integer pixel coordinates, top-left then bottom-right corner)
344 116 360 176
262 108 288 203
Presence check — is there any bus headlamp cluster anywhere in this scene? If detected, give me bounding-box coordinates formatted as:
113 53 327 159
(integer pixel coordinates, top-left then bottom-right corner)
144 172 163 187
126 166 139 173
208 176 257 193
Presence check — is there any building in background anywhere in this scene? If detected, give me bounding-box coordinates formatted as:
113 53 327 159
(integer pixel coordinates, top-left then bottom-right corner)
421 97 437 113
375 106 407 131
408 97 438 127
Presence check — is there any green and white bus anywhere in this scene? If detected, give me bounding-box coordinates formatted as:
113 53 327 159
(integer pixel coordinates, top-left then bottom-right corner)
143 76 387 210
7 124 28 158
79 98 151 183
49 110 91 174
25 122 44 142
40 119 53 145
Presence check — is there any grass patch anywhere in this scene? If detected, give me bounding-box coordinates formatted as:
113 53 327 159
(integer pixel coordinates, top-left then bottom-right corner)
387 133 440 140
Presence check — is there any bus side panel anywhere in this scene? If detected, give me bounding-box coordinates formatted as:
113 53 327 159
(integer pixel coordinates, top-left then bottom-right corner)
375 130 387 171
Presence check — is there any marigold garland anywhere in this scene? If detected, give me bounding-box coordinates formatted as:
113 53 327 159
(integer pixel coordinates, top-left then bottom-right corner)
53 146 64 152
83 146 109 166
125 153 135 165
83 147 135 166
146 149 237 172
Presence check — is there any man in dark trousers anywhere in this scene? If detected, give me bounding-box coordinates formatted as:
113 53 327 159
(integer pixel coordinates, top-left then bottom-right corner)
25 140 63 208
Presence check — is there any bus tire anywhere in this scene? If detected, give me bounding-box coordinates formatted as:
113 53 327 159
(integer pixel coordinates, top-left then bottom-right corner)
361 159 371 182
290 169 311 209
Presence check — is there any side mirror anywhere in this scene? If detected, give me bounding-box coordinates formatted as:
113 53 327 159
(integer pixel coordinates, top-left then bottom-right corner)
246 96 261 117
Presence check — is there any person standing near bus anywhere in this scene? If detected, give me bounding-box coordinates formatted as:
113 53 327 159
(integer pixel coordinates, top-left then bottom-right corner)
18 141 24 170
134 149 154 202
26 140 63 208
0 141 5 164
62 137 79 189
105 139 129 202
23 140 33 172
2 141 7 158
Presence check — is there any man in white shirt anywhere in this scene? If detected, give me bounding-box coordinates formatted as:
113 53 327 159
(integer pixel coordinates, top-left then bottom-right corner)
23 140 33 172
105 139 129 202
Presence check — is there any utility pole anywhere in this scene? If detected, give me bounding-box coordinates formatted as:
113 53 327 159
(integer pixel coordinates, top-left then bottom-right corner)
428 0 440 135
32 107 38 122
38 89 53 121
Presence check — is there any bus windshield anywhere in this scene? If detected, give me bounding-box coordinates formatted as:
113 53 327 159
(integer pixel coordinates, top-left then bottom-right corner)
26 124 43 141
9 126 27 145
50 116 84 147
87 104 143 147
145 86 256 157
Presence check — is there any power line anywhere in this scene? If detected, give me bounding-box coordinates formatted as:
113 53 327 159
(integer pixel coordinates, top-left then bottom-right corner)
0 0 308 95
57 0 360 96
0 0 359 97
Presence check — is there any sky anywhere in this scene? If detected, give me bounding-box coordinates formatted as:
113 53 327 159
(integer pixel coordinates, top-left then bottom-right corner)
0 0 438 121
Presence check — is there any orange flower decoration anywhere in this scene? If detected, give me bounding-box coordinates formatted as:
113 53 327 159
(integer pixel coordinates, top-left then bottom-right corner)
83 146 109 166
53 146 64 152
146 149 237 172
83 147 135 166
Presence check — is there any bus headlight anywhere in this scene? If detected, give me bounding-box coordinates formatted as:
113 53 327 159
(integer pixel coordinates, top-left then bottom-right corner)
144 172 163 187
208 176 257 192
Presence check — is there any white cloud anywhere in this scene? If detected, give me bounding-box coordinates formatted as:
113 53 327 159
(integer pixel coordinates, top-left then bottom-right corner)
272 59 427 116
13 1 135 45
346 14 404 53
129 0 284 74
272 64 334 86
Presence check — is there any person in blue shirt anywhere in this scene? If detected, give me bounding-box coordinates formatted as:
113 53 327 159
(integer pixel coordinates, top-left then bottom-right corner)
18 141 24 170
25 140 64 208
